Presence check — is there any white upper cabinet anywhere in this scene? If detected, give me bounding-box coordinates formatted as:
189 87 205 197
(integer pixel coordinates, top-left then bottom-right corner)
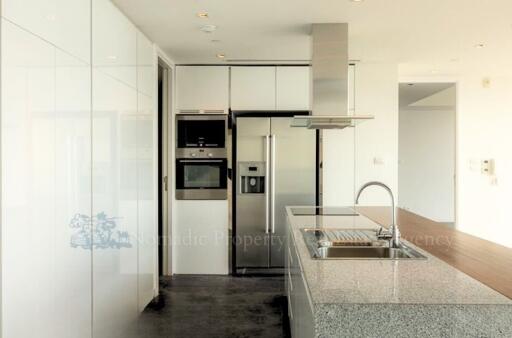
2 0 91 63
231 66 276 111
276 66 311 111
176 66 229 113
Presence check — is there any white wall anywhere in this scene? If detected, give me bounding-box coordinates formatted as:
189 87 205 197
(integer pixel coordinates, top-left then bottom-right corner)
400 67 512 249
398 88 455 223
1 0 160 337
323 63 399 209
456 67 512 248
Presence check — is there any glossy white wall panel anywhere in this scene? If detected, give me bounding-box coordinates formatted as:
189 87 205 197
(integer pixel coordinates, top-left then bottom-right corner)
2 0 91 63
1 21 56 338
137 31 154 97
137 92 155 310
1 20 92 338
93 0 137 88
92 68 139 338
54 49 93 338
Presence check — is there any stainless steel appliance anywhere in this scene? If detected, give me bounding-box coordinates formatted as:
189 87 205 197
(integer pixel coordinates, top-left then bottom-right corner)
291 23 374 129
235 117 316 270
176 158 227 200
176 114 227 158
176 114 228 200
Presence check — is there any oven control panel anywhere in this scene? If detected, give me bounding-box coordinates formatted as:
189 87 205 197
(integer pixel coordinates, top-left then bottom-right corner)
177 148 226 159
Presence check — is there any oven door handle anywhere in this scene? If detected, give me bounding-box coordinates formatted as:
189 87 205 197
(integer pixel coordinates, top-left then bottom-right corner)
265 135 271 234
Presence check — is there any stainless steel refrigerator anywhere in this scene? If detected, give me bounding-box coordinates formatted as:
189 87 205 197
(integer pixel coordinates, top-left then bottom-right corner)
235 116 316 270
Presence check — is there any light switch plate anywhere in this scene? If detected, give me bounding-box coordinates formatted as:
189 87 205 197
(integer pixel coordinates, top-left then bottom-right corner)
481 159 495 176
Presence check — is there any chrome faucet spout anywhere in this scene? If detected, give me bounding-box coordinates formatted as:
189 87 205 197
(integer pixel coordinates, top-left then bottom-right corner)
355 181 400 247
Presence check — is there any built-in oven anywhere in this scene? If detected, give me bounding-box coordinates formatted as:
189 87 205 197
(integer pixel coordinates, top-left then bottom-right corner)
176 115 227 158
176 158 228 200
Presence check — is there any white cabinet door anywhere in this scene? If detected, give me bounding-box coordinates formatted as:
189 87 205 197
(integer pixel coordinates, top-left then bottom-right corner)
176 66 229 113
174 201 229 274
231 66 276 111
276 66 311 110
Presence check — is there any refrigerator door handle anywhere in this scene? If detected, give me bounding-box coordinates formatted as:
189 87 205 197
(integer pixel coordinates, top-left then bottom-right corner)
265 135 271 234
271 134 276 234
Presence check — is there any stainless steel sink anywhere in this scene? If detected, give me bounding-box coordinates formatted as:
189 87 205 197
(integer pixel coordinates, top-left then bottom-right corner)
301 228 427 260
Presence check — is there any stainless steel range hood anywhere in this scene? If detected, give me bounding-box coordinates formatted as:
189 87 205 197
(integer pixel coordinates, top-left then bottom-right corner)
292 23 374 129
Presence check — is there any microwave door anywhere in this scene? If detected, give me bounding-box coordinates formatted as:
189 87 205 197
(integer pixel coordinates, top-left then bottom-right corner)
177 118 226 149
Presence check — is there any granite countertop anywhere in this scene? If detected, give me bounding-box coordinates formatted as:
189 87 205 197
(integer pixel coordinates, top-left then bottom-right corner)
286 206 512 306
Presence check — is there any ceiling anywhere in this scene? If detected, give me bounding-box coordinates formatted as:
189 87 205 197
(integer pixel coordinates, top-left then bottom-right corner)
112 0 512 75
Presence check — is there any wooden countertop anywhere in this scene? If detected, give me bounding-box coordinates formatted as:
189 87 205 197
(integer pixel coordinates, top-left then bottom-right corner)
356 207 512 300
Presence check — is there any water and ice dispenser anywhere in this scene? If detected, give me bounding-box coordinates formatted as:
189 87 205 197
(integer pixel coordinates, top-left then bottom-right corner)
238 162 266 194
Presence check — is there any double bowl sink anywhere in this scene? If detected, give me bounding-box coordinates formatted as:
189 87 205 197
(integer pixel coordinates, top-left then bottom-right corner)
301 228 427 260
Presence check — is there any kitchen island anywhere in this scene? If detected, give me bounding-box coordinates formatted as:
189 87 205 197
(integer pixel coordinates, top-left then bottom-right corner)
285 206 512 338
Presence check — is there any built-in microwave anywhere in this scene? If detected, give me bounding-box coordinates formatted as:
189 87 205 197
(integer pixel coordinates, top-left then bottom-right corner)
176 115 227 157
175 158 228 200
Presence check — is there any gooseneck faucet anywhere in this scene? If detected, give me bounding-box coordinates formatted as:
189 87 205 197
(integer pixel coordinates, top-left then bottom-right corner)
355 181 401 248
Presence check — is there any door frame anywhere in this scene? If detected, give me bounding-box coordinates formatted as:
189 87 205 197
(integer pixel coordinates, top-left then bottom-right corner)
230 111 313 275
155 48 174 288
398 77 458 228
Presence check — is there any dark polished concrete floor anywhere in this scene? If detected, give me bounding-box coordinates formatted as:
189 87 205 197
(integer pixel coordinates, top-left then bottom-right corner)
134 275 290 338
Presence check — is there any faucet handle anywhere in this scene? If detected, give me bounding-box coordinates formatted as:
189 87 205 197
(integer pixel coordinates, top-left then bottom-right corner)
376 227 393 240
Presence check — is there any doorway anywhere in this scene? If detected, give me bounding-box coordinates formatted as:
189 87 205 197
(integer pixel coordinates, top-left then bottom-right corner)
158 60 172 276
398 83 456 227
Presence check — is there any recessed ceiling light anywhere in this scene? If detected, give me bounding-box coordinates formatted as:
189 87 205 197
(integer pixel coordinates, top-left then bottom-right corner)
200 24 217 33
350 0 364 2
431 70 440 74
474 43 485 49
197 12 209 18
216 53 226 59
107 55 118 61
407 83 414 86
